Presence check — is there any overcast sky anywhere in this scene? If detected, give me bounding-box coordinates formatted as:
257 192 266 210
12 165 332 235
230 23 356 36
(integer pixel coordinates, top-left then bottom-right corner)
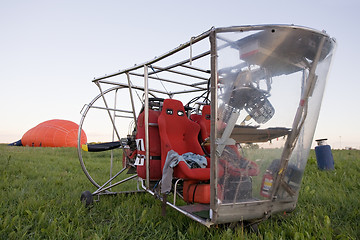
1 0 359 149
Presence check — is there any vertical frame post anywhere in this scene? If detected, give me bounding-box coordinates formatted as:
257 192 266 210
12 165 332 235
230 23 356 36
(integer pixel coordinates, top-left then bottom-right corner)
126 72 138 124
144 65 150 189
110 88 118 186
209 29 218 223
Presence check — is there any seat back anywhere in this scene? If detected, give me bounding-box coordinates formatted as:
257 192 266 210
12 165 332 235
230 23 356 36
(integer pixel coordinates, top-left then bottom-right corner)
198 104 211 142
136 109 162 180
158 99 205 170
189 113 201 123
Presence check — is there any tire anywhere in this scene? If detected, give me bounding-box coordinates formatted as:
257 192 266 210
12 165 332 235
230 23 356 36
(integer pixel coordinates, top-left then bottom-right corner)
80 190 93 207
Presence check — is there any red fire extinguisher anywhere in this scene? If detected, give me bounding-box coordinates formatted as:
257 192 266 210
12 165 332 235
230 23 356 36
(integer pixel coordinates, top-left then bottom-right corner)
260 170 274 198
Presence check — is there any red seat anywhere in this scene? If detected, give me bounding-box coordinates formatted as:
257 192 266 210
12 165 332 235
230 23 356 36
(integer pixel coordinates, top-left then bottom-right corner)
198 105 211 142
190 105 211 142
196 105 211 154
197 105 259 177
136 109 162 180
158 99 210 181
189 113 201 123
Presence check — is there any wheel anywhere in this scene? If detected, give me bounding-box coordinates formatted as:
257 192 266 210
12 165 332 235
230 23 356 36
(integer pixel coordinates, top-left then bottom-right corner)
244 220 260 233
80 191 94 207
248 222 259 233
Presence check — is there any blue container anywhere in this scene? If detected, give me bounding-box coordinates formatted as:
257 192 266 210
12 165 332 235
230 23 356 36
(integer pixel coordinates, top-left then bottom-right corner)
315 145 334 170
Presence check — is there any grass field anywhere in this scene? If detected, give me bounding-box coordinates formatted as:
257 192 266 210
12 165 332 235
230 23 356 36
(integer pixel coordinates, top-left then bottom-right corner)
0 144 359 239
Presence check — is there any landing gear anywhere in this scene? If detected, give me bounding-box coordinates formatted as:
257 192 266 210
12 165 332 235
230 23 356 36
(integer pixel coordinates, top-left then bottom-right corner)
80 190 93 207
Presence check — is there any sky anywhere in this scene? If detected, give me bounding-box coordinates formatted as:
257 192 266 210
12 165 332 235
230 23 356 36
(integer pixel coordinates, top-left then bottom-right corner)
1 0 359 149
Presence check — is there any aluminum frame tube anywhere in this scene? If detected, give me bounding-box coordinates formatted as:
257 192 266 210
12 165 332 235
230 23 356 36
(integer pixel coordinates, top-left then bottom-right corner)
90 105 133 114
214 24 331 37
180 64 211 74
139 181 213 228
98 79 168 95
93 174 139 195
126 73 138 124
110 88 118 186
93 167 128 195
170 88 207 96
128 72 207 90
92 30 212 83
209 30 218 223
148 50 211 77
150 65 209 81
144 65 150 189
95 82 121 141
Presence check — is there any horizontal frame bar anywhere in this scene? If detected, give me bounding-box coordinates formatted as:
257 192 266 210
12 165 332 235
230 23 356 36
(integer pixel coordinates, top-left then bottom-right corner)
129 72 207 90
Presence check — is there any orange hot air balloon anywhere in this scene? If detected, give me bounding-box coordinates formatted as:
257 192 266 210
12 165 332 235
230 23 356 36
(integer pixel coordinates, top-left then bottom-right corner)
21 119 87 147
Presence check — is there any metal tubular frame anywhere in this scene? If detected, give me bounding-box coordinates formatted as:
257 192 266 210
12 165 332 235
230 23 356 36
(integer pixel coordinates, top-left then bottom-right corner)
139 180 213 227
95 82 121 141
91 29 212 83
79 24 335 227
150 65 209 81
110 88 118 186
90 105 133 114
78 86 126 188
98 79 169 95
93 167 128 195
126 73 138 124
128 72 207 91
148 50 211 77
180 64 210 74
209 29 218 222
144 65 150 189
94 174 139 195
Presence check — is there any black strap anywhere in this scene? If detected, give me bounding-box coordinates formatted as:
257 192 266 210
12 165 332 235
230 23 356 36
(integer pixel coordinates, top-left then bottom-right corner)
192 183 200 203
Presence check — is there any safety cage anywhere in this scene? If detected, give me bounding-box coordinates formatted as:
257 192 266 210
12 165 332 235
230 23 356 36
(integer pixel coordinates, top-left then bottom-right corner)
78 25 336 227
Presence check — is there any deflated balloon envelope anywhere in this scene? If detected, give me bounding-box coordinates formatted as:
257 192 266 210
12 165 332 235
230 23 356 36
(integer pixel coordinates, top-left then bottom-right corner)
20 119 87 147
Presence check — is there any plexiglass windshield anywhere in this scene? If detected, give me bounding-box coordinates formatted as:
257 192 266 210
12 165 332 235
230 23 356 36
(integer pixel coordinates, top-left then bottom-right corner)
215 27 335 205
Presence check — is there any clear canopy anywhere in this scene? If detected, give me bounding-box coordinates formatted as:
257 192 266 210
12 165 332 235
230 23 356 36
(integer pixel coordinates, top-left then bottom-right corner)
212 27 336 222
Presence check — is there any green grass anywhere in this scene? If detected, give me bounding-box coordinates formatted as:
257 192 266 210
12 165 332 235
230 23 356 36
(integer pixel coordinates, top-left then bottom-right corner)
0 145 359 239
